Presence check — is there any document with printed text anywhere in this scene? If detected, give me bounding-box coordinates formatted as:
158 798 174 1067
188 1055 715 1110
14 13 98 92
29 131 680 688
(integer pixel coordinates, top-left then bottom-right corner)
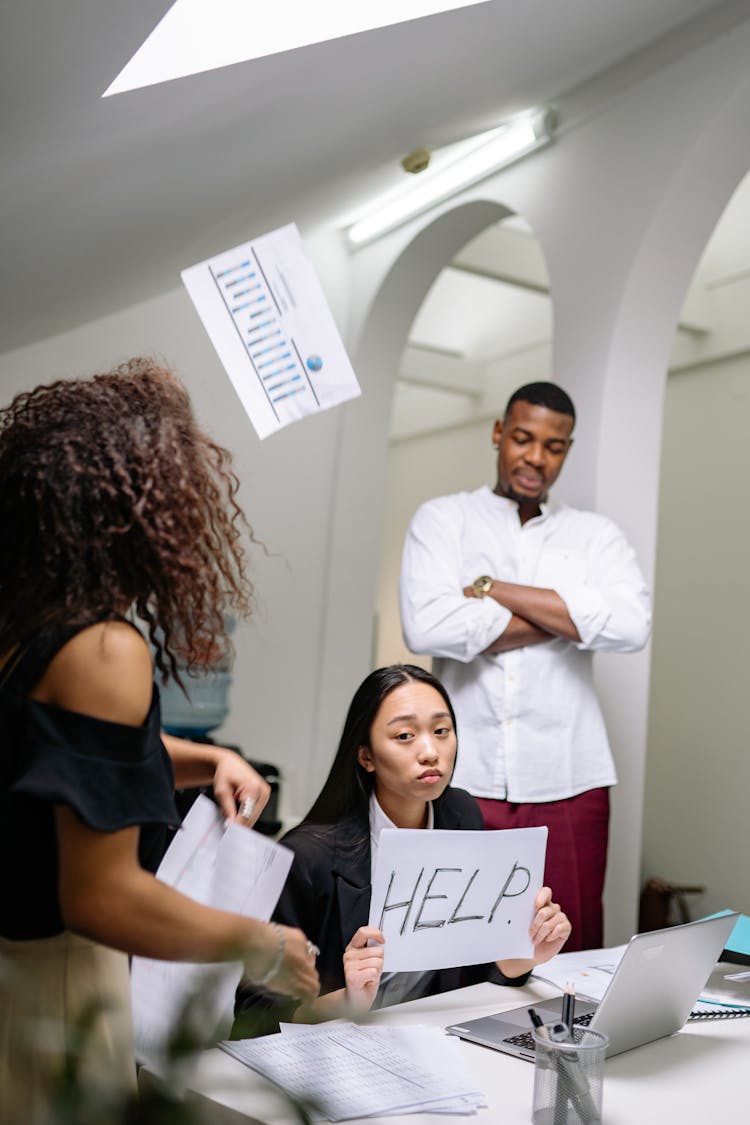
131 795 293 1073
182 223 360 439
221 1021 485 1120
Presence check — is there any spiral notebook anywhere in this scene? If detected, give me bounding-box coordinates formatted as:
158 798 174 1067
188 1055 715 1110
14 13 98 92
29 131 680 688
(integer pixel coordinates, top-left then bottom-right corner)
446 914 741 1060
690 1003 750 1019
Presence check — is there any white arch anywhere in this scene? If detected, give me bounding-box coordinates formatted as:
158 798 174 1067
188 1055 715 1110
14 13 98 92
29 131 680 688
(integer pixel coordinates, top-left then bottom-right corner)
589 72 750 940
311 200 513 782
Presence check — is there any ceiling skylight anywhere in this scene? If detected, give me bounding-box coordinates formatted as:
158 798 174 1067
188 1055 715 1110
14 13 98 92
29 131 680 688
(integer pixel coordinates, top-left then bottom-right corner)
103 0 491 97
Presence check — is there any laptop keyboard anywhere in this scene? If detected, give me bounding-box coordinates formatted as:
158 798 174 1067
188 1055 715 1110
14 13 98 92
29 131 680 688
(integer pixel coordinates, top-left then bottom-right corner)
503 1012 594 1051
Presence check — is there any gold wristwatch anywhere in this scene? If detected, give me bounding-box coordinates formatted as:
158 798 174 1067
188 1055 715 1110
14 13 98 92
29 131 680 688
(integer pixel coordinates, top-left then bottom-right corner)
472 575 494 597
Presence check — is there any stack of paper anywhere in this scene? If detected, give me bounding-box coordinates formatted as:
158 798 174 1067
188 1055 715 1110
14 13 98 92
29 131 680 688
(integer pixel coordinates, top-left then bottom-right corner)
131 796 294 1073
220 1022 486 1120
692 963 750 1013
533 942 750 1015
531 945 626 1001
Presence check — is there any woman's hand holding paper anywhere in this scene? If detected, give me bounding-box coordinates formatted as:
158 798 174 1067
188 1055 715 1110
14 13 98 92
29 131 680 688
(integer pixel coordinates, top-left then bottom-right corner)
497 886 572 979
344 926 386 1012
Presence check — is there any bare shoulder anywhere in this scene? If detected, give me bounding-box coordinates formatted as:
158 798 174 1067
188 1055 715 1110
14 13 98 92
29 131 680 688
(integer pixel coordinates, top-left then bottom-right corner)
34 620 154 726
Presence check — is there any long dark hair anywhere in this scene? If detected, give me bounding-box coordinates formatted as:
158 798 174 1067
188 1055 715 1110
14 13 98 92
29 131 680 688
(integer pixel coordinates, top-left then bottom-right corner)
303 664 458 825
0 357 253 681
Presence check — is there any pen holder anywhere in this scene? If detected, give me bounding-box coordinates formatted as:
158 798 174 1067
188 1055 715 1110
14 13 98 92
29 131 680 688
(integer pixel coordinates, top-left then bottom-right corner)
531 1027 608 1125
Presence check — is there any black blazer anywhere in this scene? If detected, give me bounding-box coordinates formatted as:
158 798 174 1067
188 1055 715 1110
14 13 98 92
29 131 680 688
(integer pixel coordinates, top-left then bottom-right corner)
233 786 528 1037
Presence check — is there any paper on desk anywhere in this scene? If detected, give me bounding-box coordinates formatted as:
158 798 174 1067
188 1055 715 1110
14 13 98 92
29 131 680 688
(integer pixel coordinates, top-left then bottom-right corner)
182 222 360 440
535 945 750 1014
131 795 293 1073
281 1022 485 1117
532 945 627 1001
220 1022 485 1120
694 963 750 1010
369 826 546 972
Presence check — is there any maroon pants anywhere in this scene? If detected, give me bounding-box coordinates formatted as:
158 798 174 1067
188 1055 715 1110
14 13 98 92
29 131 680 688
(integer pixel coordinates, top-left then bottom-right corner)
475 787 610 952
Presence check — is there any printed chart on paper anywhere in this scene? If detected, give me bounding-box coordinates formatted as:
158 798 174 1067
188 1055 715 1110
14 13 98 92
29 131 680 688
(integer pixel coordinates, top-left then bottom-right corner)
182 223 360 439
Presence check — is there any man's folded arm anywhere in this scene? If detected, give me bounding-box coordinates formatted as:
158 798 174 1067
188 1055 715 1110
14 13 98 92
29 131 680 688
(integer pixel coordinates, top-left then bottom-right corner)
468 580 580 642
400 503 515 661
554 520 652 651
466 519 651 654
481 613 556 654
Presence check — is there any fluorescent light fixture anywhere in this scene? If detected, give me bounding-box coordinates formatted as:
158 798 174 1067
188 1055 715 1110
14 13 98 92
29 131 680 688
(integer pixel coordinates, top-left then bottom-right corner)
104 0 492 97
347 109 556 247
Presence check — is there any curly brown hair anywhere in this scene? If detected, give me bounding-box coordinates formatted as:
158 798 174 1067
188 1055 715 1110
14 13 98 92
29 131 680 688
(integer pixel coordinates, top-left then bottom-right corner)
0 357 253 681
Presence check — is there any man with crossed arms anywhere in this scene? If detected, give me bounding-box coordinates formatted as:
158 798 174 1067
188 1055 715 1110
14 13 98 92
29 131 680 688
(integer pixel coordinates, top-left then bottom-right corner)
399 382 651 950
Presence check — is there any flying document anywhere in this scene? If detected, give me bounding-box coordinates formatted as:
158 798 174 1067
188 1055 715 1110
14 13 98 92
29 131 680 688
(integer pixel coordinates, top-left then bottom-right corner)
182 222 360 438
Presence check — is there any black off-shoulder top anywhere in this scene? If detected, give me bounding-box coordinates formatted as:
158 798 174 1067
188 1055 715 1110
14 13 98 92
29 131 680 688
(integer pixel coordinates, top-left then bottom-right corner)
0 622 179 939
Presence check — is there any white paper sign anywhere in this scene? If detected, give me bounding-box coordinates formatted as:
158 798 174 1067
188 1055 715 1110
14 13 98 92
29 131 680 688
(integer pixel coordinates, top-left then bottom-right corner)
369 827 547 972
181 223 361 438
131 795 293 1072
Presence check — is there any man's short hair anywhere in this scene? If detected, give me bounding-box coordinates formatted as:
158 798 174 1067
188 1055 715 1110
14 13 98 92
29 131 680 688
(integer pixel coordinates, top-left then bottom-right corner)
505 382 576 425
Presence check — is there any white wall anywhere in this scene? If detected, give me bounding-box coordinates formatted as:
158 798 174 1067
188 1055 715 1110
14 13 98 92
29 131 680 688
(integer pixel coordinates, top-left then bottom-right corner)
376 419 497 670
643 352 750 918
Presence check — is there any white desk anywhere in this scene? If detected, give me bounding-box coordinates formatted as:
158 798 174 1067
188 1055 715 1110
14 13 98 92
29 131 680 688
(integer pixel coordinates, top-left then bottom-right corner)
144 978 749 1123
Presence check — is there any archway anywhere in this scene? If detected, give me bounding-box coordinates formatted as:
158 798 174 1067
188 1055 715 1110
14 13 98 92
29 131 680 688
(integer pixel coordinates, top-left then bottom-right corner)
373 212 554 667
309 200 517 785
641 168 750 923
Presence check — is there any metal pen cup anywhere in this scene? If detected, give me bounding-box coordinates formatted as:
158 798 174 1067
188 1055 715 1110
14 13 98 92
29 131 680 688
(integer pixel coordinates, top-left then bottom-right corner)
531 1026 608 1125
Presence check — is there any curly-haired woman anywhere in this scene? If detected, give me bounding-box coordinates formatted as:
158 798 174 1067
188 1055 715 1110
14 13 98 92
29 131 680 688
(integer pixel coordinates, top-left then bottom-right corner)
0 359 319 1118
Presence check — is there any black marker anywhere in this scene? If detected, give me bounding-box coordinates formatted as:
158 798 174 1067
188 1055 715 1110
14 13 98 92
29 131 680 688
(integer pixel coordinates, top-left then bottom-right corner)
529 1008 570 1042
562 982 576 1039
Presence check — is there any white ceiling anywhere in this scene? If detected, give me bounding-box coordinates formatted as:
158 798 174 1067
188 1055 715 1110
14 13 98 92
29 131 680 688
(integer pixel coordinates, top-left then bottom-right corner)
0 0 740 356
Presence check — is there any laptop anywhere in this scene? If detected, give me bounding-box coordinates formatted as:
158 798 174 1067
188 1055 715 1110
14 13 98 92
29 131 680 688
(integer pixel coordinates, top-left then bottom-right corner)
445 913 739 1060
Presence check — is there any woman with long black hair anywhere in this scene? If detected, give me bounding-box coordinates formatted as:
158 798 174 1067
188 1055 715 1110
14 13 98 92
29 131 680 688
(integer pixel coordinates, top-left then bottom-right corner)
235 663 570 1033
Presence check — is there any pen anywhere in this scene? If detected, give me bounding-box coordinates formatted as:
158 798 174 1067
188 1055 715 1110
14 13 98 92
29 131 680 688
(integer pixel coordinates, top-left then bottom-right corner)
529 1008 570 1042
562 982 576 1038
529 1010 568 1125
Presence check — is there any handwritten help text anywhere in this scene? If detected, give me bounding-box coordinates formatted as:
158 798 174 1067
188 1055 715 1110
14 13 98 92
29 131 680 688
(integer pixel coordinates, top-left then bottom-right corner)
368 827 547 972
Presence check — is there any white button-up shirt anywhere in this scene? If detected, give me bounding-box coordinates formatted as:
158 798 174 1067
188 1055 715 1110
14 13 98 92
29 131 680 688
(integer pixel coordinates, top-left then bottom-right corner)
399 486 651 803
